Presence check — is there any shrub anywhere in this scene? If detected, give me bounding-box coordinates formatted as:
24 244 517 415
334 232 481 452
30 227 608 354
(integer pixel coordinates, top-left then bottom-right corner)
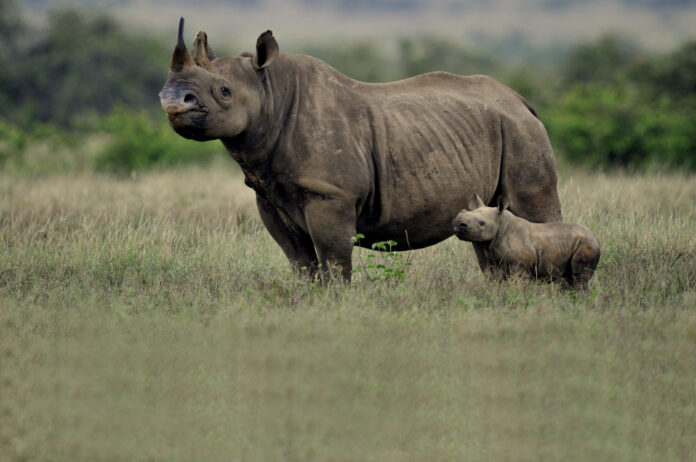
95 107 226 174
545 85 696 170
1 7 168 126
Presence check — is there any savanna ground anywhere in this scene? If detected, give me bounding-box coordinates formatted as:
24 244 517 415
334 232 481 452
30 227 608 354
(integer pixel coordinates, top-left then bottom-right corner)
1 161 695 461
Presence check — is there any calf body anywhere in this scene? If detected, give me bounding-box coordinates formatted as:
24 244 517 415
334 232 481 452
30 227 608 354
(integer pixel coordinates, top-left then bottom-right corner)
452 196 600 289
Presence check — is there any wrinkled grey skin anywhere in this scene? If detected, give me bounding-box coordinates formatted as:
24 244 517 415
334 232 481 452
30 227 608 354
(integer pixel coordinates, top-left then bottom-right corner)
160 18 562 281
452 195 600 289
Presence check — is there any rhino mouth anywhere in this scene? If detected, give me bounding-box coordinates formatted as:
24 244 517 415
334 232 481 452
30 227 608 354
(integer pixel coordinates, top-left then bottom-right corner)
168 111 211 140
167 107 207 122
452 226 480 242
453 230 471 241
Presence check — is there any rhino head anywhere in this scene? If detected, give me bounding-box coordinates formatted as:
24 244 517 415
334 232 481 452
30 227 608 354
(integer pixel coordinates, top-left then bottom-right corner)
451 195 510 242
159 18 278 141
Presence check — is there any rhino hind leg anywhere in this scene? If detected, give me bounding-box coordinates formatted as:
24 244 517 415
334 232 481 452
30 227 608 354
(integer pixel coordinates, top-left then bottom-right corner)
255 194 319 277
496 118 563 223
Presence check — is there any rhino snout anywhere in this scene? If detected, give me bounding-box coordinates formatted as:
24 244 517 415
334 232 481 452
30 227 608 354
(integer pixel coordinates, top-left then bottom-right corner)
159 86 201 116
452 220 469 238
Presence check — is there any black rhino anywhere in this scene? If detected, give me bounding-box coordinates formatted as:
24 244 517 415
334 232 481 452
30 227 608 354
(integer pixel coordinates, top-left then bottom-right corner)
159 18 562 281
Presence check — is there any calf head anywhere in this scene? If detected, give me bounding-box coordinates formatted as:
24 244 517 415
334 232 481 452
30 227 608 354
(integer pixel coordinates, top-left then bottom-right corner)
451 195 510 242
159 18 278 141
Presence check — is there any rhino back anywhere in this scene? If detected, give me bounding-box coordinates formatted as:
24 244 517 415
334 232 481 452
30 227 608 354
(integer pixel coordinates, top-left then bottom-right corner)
497 217 599 268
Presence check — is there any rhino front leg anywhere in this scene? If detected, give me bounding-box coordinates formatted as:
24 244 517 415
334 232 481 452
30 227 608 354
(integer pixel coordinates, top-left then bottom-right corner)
303 199 356 282
255 194 319 276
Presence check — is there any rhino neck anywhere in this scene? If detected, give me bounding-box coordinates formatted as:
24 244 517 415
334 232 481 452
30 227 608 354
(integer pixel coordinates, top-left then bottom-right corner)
222 54 299 175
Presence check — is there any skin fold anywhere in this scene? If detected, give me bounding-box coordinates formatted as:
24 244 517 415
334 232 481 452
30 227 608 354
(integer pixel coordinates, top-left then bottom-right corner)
159 18 563 281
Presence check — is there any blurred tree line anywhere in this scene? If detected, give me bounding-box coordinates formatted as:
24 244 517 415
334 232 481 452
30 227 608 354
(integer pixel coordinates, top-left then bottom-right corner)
1 0 695 172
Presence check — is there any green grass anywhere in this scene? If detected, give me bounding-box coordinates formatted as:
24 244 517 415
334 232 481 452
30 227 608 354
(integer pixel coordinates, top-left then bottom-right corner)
1 165 695 461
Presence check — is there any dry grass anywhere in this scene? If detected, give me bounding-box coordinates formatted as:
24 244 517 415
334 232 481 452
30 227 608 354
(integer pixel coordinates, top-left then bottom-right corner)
1 165 695 461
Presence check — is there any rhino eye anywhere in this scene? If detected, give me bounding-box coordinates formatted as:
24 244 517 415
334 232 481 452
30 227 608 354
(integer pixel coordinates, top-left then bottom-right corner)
478 221 485 226
220 87 231 97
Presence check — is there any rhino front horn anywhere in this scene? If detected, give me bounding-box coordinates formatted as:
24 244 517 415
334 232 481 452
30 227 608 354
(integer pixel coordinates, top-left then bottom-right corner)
170 17 195 72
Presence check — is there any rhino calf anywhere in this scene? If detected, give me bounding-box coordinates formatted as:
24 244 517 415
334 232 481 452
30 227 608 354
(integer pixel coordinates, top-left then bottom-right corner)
452 195 600 289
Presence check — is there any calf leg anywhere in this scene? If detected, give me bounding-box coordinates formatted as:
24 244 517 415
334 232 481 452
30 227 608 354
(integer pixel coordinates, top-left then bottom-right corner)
569 244 600 290
472 242 496 275
256 194 319 277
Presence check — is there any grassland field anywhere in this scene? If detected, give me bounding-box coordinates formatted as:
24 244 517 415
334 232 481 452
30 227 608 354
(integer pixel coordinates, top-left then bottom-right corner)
1 161 695 461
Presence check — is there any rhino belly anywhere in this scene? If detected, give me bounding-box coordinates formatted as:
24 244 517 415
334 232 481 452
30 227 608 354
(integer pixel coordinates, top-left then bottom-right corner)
358 98 502 249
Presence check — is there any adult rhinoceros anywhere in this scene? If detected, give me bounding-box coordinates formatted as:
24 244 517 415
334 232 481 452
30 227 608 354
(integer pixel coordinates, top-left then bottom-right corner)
159 18 562 281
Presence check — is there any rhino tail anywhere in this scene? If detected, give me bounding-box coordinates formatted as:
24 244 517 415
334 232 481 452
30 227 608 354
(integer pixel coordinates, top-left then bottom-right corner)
522 98 539 120
518 93 540 120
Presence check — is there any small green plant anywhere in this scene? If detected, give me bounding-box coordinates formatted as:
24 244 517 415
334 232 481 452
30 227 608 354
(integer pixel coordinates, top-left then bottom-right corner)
351 233 412 282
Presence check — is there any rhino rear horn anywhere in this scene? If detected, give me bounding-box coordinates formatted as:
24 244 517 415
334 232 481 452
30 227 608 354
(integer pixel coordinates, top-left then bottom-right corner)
170 17 195 72
254 30 279 70
193 30 216 67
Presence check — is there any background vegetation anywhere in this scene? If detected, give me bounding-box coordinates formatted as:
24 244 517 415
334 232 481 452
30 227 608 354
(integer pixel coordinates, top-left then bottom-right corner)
1 0 695 172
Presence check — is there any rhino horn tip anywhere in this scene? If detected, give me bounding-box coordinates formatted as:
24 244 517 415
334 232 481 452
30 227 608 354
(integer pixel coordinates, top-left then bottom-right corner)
177 17 185 44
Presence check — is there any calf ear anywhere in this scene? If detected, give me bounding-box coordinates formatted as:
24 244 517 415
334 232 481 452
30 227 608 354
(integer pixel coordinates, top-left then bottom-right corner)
467 194 486 210
497 196 510 214
254 30 279 70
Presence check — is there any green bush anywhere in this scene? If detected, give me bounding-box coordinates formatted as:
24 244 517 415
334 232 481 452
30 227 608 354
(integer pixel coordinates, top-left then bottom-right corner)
559 35 638 89
1 7 168 126
545 85 696 170
0 116 79 168
398 37 502 79
299 35 502 83
300 41 398 83
95 108 227 174
0 121 26 164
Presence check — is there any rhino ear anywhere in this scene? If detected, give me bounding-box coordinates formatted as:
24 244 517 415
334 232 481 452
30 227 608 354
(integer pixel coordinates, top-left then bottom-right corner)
192 30 216 67
254 30 279 70
467 194 484 210
497 196 510 214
